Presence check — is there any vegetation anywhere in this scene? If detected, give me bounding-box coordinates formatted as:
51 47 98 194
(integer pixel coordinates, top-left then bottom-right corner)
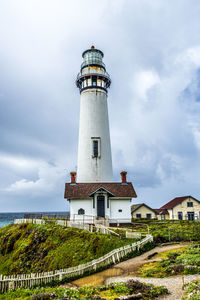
128 220 200 242
138 245 200 278
182 280 200 300
0 280 168 299
0 223 139 275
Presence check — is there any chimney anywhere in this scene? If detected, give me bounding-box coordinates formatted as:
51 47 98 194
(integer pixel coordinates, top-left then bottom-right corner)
120 171 127 184
70 172 76 184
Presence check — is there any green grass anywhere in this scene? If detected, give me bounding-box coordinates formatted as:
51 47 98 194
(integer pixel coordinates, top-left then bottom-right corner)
0 223 138 275
0 280 169 299
127 220 200 242
138 245 200 278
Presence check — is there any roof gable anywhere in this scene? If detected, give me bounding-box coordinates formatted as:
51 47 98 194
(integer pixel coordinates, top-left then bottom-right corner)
89 186 115 196
131 203 156 214
160 196 200 209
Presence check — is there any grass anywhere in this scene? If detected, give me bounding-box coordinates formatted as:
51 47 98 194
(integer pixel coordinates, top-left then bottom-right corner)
0 280 169 299
0 223 139 275
138 245 200 278
127 220 200 243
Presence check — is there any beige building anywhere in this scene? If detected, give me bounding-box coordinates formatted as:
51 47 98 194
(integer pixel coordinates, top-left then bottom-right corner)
157 196 200 220
131 203 157 219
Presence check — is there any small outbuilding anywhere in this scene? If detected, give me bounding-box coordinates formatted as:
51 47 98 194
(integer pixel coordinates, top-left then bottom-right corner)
131 203 157 219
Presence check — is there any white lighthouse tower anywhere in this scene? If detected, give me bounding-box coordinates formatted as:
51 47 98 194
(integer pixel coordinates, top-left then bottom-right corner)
65 46 137 224
76 46 113 182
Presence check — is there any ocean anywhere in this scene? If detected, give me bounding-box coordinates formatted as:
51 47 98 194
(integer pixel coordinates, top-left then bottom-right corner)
0 212 69 228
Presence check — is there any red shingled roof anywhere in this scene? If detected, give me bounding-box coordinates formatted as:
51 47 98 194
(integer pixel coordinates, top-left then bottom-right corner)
154 208 169 215
64 182 137 199
160 196 199 209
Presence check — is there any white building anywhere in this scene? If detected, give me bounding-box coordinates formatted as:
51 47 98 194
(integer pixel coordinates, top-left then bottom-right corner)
64 46 137 224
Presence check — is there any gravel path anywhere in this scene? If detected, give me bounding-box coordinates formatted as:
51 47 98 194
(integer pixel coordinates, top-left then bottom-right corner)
106 274 200 300
105 243 200 300
71 243 200 299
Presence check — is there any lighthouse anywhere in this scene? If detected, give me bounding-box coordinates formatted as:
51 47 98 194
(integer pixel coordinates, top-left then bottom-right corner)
65 46 137 224
76 46 113 183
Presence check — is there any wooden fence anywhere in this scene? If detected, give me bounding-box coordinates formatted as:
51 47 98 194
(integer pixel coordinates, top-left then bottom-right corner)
0 220 153 293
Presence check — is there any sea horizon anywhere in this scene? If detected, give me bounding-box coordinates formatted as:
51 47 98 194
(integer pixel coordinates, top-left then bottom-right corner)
0 211 70 228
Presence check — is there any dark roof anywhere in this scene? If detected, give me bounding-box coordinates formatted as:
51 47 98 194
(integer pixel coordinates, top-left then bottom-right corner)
154 208 169 215
160 196 200 209
64 182 137 199
131 203 156 214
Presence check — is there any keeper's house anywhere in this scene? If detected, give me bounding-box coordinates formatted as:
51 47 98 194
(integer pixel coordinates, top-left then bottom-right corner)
65 172 137 224
156 196 200 221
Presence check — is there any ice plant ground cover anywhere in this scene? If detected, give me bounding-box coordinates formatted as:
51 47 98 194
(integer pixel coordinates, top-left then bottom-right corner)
0 280 168 299
138 245 200 277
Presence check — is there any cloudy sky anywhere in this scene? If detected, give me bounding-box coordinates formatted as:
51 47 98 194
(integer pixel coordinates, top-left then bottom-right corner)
0 0 200 212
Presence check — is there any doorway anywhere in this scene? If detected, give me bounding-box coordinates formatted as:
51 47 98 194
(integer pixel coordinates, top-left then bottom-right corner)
97 196 105 218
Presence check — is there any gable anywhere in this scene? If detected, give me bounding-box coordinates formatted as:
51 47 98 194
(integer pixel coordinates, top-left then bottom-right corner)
160 196 200 209
131 203 156 214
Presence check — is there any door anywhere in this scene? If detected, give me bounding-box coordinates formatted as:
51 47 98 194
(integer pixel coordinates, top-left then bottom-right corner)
97 196 105 218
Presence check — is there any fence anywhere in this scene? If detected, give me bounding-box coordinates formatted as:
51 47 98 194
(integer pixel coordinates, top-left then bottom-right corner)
0 234 153 292
126 231 142 239
0 219 153 293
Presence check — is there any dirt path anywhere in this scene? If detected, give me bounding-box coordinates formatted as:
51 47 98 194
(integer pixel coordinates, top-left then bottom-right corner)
110 243 189 274
72 243 190 288
68 243 200 299
104 243 200 300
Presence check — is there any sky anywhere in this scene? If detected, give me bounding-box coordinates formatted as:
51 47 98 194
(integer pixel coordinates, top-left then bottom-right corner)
0 0 200 212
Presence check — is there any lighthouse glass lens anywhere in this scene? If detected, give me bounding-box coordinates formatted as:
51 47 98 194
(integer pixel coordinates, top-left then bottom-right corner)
84 51 102 65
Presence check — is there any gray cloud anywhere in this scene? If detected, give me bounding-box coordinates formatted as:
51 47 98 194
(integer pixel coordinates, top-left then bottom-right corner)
0 0 200 211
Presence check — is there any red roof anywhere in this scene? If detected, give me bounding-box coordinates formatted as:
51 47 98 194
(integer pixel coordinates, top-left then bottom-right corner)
160 196 199 209
64 182 137 199
154 208 169 215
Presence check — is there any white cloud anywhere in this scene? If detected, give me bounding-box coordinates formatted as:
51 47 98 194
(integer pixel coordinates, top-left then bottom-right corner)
3 161 65 197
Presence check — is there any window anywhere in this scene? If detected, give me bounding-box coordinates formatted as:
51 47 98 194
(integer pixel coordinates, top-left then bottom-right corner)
161 214 165 220
92 77 97 86
93 140 98 157
187 202 193 207
136 214 141 218
78 208 85 215
107 198 109 209
91 137 100 158
187 212 194 220
178 212 183 220
146 214 151 219
93 197 95 209
118 209 122 212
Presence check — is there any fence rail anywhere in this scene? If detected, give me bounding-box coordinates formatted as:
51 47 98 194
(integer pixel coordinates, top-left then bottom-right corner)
0 220 153 293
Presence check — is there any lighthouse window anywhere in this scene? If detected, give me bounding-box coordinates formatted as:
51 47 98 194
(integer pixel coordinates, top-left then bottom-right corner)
93 140 98 157
92 77 97 86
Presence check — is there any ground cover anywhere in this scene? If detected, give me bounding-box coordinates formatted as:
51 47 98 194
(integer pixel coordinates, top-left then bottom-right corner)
137 245 200 278
0 223 140 275
127 220 200 242
0 280 168 299
182 279 200 299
